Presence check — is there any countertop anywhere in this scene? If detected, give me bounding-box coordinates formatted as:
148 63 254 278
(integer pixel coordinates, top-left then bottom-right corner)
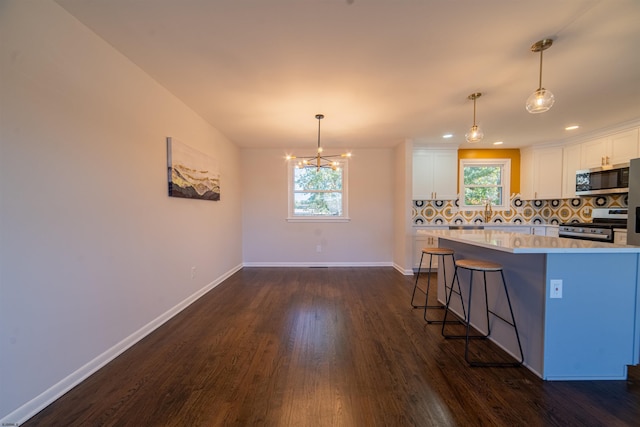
417 229 640 254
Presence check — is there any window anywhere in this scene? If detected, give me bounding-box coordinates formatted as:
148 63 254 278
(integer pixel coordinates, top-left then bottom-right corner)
459 159 511 210
287 161 349 222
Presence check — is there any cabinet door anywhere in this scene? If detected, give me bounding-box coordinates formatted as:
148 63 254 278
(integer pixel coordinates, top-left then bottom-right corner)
581 138 608 169
609 129 639 165
614 231 627 245
521 147 562 200
533 147 563 199
531 226 546 236
413 235 439 269
520 149 534 199
562 144 581 198
413 149 458 200
413 151 435 199
431 150 458 200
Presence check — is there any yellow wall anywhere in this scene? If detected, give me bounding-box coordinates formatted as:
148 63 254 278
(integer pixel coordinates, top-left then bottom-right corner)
458 149 520 194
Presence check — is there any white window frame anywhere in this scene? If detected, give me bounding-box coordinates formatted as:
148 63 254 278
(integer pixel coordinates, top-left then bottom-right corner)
287 160 350 222
459 158 511 210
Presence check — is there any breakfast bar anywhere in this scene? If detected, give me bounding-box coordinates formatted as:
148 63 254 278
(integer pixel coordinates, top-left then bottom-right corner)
418 229 640 380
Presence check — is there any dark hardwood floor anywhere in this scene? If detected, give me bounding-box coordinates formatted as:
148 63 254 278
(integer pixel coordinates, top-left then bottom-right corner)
25 267 640 426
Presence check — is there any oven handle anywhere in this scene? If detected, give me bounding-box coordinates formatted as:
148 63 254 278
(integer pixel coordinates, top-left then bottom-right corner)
559 231 611 240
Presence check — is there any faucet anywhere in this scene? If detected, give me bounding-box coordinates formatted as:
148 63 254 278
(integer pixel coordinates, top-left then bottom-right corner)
484 199 493 223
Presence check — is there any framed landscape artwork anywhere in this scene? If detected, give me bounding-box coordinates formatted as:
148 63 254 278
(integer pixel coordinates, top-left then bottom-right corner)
167 137 220 201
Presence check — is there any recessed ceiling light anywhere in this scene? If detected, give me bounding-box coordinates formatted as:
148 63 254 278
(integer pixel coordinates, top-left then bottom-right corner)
442 133 453 139
493 141 504 145
565 125 579 131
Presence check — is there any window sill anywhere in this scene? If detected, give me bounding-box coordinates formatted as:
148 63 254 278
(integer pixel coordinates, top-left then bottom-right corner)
287 217 351 223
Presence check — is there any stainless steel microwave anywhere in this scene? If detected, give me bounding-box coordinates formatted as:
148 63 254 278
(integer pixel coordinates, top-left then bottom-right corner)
575 163 629 196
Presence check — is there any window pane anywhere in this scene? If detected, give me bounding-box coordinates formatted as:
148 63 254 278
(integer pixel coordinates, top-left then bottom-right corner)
294 192 343 216
294 168 342 191
463 187 502 206
463 166 501 185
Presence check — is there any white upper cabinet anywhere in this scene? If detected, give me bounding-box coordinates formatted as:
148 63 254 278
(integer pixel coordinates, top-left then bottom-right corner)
520 146 563 200
413 149 458 200
562 144 582 198
580 128 639 169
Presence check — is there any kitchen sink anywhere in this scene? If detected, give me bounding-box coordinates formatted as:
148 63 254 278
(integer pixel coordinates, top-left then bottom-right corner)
449 225 485 230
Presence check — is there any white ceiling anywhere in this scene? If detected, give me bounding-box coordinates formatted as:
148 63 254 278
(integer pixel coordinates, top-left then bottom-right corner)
55 0 640 150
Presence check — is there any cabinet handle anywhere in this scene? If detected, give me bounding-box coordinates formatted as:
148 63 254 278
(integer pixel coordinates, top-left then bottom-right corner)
606 156 610 165
601 156 605 166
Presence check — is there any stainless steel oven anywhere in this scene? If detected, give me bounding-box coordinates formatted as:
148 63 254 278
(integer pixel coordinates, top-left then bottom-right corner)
559 208 627 243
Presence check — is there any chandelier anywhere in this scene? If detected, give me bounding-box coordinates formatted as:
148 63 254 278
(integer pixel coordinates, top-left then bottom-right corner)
286 114 351 171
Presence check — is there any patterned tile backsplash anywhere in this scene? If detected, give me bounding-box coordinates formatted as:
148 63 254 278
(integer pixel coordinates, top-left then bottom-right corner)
413 194 628 225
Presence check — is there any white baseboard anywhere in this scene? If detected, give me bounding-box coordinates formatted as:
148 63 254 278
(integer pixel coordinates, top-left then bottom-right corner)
0 263 243 427
242 261 394 268
393 263 414 275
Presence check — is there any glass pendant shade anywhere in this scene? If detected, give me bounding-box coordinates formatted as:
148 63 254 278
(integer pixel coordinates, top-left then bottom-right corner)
526 88 555 113
465 125 484 143
465 92 483 143
527 39 555 114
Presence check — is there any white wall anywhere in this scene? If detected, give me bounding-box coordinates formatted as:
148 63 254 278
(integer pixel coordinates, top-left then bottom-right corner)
0 1 242 421
242 148 394 265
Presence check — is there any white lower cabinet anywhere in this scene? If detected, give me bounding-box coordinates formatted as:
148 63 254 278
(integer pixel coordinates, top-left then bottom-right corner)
414 235 440 269
531 226 547 236
545 226 559 238
485 226 532 234
614 230 627 245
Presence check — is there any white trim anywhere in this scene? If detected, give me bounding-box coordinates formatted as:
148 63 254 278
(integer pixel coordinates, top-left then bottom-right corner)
0 263 243 427
286 217 351 223
242 261 393 268
393 263 415 275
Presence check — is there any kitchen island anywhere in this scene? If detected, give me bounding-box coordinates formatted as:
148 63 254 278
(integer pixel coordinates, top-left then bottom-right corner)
417 229 640 380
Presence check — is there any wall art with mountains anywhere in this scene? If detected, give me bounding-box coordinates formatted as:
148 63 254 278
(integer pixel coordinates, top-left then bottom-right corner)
167 137 220 201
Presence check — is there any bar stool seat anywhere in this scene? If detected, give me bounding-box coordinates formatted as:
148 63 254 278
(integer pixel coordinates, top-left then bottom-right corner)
442 258 524 367
412 247 466 324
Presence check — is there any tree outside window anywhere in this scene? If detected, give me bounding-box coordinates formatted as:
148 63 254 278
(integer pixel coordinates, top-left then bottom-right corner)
288 161 349 221
460 159 511 209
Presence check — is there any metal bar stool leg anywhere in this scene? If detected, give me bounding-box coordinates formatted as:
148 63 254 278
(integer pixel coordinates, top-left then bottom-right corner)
442 266 484 339
425 253 465 324
455 260 524 368
410 251 427 308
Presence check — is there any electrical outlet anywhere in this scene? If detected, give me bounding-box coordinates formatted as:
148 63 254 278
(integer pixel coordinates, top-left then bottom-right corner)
191 266 197 280
550 279 562 298
316 245 322 253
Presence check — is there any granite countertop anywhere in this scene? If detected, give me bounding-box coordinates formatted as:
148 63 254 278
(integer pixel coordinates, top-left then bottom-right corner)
417 229 640 254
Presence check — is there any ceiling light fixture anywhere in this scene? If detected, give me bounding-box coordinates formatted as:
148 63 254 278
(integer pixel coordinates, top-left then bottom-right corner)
526 38 555 114
565 125 579 131
286 114 351 171
443 133 453 139
465 92 484 143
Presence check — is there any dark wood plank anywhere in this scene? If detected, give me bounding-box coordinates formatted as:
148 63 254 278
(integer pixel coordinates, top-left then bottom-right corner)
24 267 640 426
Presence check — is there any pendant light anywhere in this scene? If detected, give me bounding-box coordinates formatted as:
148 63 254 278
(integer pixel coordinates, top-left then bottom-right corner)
286 114 351 171
526 39 555 114
465 92 484 143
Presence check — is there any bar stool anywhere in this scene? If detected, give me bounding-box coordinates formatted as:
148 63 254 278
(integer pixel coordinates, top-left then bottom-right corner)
411 247 466 324
441 258 524 367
